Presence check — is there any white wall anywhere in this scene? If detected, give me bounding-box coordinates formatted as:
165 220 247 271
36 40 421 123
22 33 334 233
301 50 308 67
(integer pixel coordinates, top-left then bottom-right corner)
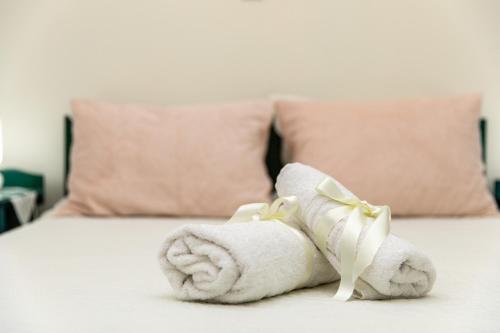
1 0 499 208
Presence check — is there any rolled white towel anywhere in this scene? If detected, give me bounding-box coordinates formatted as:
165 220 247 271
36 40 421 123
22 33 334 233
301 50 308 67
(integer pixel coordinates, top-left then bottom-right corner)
276 163 436 299
159 221 339 303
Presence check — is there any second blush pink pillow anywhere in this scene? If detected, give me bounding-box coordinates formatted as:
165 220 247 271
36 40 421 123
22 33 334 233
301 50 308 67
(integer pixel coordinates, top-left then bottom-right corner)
56 100 273 217
276 95 498 216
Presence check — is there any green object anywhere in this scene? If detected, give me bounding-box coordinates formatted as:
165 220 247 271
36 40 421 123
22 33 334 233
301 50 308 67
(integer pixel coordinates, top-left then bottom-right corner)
0 169 44 233
0 201 17 234
1 169 44 204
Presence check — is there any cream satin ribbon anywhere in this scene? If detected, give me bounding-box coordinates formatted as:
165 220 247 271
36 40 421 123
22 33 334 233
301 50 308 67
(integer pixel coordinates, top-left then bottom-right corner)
314 178 391 301
226 196 315 286
226 196 300 225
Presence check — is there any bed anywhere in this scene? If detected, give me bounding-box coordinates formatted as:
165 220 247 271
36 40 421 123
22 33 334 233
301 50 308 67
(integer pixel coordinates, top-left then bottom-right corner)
1 214 499 332
1 107 499 333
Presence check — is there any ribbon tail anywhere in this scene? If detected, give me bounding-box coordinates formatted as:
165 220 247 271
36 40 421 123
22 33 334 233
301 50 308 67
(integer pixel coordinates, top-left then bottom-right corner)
352 206 391 278
334 207 365 301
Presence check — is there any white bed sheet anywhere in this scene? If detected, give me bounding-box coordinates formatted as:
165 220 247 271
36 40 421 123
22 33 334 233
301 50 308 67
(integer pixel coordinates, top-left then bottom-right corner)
0 214 499 333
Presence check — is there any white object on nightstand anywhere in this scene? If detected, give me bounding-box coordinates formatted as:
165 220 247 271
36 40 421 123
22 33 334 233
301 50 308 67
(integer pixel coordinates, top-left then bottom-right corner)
0 187 37 224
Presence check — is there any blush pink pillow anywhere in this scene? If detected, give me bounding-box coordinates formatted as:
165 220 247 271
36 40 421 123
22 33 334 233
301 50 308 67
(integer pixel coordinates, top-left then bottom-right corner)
276 95 498 216
56 100 273 217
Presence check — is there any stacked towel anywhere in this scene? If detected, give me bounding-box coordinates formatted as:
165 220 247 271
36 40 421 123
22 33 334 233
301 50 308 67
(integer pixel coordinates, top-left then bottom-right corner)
276 163 436 299
159 221 338 303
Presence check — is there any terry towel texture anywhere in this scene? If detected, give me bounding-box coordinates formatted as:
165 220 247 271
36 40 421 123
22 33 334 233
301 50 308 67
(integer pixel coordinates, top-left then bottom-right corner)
276 163 436 299
159 221 339 303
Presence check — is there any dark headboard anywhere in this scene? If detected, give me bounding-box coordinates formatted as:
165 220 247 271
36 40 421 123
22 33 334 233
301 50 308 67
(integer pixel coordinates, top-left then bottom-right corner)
63 116 487 194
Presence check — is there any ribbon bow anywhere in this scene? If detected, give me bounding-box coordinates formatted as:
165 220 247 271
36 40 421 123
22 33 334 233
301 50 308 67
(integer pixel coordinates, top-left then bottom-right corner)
315 178 391 301
227 196 300 225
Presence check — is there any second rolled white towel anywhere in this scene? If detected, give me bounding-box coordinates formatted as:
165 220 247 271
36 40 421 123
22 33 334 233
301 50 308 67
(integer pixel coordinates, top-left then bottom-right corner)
276 163 436 300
